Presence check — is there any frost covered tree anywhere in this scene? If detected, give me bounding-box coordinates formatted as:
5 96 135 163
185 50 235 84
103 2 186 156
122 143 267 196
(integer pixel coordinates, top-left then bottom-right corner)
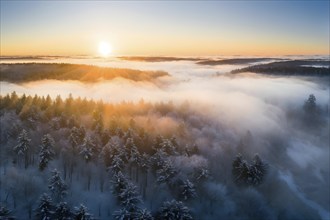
193 166 210 182
79 137 95 163
118 181 141 210
232 154 250 185
69 127 81 150
232 154 267 186
110 154 125 174
134 208 154 220
48 169 68 202
111 171 129 195
180 179 197 201
156 200 193 220
160 138 177 155
39 134 55 171
69 126 85 151
250 154 267 186
156 160 177 185
54 202 72 220
35 193 54 220
13 129 31 168
73 204 92 220
113 207 133 220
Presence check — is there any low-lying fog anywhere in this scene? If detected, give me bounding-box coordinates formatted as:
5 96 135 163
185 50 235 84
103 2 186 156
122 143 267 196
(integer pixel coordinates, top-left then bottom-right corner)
1 57 329 219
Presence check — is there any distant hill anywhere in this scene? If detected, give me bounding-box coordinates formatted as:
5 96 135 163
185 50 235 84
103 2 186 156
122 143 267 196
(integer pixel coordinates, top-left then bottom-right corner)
119 56 204 62
231 60 330 76
0 63 169 83
196 58 276 65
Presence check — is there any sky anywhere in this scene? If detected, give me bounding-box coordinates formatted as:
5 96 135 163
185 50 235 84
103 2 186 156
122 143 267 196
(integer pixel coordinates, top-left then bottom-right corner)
0 1 329 56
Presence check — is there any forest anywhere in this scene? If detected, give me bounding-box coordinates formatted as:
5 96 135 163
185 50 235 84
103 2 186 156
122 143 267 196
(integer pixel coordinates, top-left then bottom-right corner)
0 64 168 83
231 60 330 76
0 89 328 219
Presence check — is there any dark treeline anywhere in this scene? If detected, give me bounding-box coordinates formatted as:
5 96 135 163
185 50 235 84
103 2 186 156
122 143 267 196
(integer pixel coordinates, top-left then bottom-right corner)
231 60 330 76
0 63 168 83
118 56 205 62
196 58 276 65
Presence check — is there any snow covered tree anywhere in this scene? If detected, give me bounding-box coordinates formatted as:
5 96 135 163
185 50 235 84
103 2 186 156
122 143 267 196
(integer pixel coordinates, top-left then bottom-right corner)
109 154 125 174
35 193 54 220
79 137 95 163
133 208 153 220
13 129 31 168
232 154 250 185
48 169 68 202
150 148 167 171
193 166 210 182
113 207 133 220
160 138 177 155
54 202 72 220
69 127 81 150
39 134 55 171
118 181 141 210
156 200 193 220
232 154 267 186
73 204 92 220
250 154 267 186
69 126 85 151
111 171 129 195
180 179 197 201
156 160 177 185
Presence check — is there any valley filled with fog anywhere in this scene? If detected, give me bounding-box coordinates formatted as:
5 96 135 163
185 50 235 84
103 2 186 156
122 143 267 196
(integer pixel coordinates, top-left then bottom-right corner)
0 56 329 220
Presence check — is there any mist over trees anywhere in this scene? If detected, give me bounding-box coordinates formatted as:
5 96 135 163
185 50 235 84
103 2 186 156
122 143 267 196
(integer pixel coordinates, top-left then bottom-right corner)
0 91 329 220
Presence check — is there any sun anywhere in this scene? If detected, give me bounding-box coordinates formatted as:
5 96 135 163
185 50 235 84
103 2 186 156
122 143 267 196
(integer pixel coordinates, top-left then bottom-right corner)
98 41 112 57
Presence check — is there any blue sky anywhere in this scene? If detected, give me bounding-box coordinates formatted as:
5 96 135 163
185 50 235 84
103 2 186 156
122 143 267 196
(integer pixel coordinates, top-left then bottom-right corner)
1 1 329 56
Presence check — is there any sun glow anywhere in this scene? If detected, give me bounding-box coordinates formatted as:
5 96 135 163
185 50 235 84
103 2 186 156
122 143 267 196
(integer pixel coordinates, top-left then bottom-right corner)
98 41 112 57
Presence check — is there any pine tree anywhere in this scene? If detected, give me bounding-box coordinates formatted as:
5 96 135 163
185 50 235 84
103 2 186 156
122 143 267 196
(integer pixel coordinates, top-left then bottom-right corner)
110 154 124 174
250 154 267 186
111 171 129 195
118 182 141 210
134 208 153 220
180 179 197 201
157 200 193 220
232 154 250 185
232 154 267 186
113 207 133 220
193 166 210 182
79 137 94 163
156 160 177 185
14 129 31 168
48 169 68 202
54 202 72 220
92 110 104 134
39 134 55 171
304 94 317 115
160 139 177 155
73 204 92 220
69 127 81 150
35 193 54 220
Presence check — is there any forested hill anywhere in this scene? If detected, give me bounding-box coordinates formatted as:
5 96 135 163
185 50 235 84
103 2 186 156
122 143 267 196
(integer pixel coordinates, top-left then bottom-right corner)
0 63 169 83
231 60 330 76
